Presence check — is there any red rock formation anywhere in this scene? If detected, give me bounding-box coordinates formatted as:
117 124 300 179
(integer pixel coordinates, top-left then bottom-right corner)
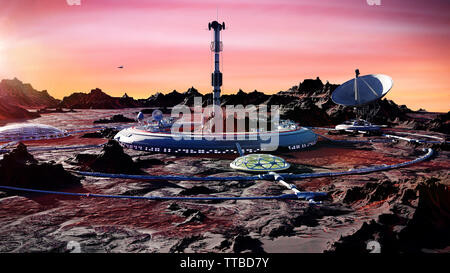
0 78 60 108
0 100 40 121
59 88 141 109
0 143 80 189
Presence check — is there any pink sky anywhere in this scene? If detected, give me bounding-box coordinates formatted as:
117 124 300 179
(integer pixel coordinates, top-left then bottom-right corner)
0 0 449 111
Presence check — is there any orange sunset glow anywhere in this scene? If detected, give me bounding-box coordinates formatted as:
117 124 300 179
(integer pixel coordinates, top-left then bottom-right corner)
0 0 449 112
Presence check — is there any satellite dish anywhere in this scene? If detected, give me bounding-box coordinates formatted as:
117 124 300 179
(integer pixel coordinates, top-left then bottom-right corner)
332 74 393 106
152 109 163 122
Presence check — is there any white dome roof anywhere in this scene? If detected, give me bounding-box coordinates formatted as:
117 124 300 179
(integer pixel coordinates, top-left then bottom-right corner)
0 123 67 141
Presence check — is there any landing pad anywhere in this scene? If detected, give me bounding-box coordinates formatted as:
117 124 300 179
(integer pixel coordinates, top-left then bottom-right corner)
230 154 290 172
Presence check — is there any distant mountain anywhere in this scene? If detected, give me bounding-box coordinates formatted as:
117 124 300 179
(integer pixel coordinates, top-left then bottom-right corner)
144 90 187 107
119 93 142 108
59 88 141 109
221 89 270 106
53 78 419 127
57 86 210 109
1 77 447 134
0 78 60 108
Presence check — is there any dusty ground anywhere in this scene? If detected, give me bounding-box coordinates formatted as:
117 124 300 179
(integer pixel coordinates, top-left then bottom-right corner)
0 110 448 253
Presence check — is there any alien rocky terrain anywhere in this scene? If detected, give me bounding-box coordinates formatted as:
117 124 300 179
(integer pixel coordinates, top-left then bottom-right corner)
0 107 448 253
0 77 448 252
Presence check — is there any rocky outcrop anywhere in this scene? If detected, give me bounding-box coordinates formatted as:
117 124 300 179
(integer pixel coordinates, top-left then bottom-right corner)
70 140 142 174
0 77 61 121
328 177 450 253
144 90 186 107
342 181 398 204
280 99 332 126
0 100 40 121
81 128 119 139
424 111 450 134
182 87 204 106
230 234 265 253
221 90 270 106
0 78 60 108
119 93 142 108
59 88 141 109
0 143 80 189
93 114 134 124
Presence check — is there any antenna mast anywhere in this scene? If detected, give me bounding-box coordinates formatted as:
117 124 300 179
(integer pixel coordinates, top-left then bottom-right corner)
208 20 225 107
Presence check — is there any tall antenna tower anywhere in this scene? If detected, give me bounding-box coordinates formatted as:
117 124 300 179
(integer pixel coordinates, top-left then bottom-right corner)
208 20 225 106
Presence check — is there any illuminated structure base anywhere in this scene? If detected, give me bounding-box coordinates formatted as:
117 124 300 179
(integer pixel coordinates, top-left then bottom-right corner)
114 125 317 154
335 119 381 131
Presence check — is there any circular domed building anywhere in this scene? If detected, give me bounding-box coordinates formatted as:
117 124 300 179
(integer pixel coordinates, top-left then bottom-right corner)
0 123 68 142
230 154 290 172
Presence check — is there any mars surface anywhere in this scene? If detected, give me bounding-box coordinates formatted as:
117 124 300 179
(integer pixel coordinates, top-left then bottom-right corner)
0 109 448 253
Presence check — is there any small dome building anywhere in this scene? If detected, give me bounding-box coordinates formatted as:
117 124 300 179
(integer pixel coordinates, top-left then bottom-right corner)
0 123 68 141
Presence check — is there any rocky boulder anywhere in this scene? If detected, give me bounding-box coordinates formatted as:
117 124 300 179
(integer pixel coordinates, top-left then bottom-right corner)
72 140 142 174
81 128 119 139
93 114 134 124
0 101 40 121
0 143 80 189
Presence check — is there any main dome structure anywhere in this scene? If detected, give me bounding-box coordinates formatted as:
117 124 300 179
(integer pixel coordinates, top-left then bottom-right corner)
0 123 68 142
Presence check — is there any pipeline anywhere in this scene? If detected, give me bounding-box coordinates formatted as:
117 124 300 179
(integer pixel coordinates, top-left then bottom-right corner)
73 170 264 181
269 172 327 203
382 134 445 144
312 132 395 144
0 144 104 154
72 148 433 181
0 141 18 150
27 144 105 152
315 131 446 145
284 148 433 179
0 185 301 201
0 148 432 202
383 130 446 141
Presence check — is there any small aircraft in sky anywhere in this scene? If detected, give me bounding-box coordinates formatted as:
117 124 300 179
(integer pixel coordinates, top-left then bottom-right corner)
117 66 124 69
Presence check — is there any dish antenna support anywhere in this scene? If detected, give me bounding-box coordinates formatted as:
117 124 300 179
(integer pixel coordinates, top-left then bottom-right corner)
331 70 393 129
